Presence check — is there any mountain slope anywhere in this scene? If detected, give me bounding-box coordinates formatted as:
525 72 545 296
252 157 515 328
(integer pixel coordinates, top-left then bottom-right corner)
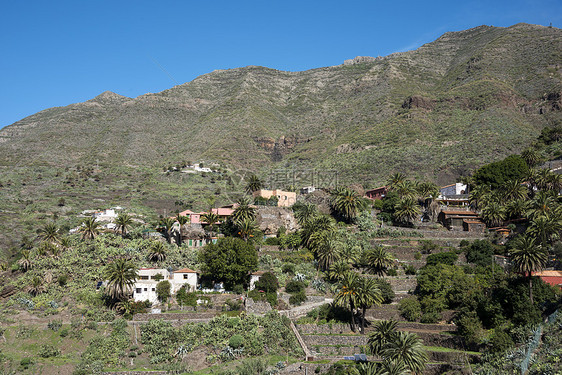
0 23 560 184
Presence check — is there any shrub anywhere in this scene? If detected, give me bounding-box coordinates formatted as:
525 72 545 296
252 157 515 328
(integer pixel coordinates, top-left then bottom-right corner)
266 292 278 307
264 237 280 246
289 290 307 306
282 263 295 274
59 328 69 337
403 264 417 275
20 357 33 370
420 312 441 323
465 240 494 267
386 268 398 276
426 252 458 266
399 297 422 321
176 286 197 307
47 319 62 331
156 280 171 303
229 334 244 349
488 330 514 353
248 289 267 302
254 272 279 293
232 284 245 294
373 278 395 304
285 280 305 294
39 344 61 358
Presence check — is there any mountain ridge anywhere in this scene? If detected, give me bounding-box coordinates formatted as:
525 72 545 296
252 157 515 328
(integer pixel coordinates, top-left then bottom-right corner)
0 23 560 184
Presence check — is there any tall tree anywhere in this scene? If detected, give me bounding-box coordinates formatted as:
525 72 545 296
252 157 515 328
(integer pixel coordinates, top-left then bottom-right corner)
148 241 168 262
38 222 60 244
104 259 139 301
509 235 548 304
334 271 361 332
357 277 383 334
79 217 101 241
381 331 428 374
393 197 421 226
159 217 176 244
236 218 257 241
368 319 399 356
175 213 190 245
366 247 395 277
114 213 133 237
330 187 368 223
232 197 256 223
481 201 505 227
245 174 264 194
201 212 219 234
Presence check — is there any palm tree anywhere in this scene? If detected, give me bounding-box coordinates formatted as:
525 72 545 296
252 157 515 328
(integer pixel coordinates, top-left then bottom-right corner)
527 191 557 220
481 201 505 227
500 180 528 202
38 223 60 244
316 237 342 271
391 180 418 199
509 235 548 304
330 187 368 223
236 218 257 241
175 214 190 245
104 258 139 301
59 237 72 251
366 247 395 276
527 216 562 246
28 275 45 297
232 197 256 223
505 199 529 220
327 260 351 282
79 217 101 241
368 319 398 356
381 331 428 374
159 217 176 244
293 203 318 226
334 271 361 332
301 215 336 249
521 148 542 168
114 213 133 237
201 212 219 233
379 360 410 375
468 184 491 211
148 241 168 262
245 174 264 194
387 173 406 187
393 197 421 226
18 250 33 271
357 277 383 334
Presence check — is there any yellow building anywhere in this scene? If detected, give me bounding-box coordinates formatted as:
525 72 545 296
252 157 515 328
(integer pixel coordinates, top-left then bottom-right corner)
253 189 296 207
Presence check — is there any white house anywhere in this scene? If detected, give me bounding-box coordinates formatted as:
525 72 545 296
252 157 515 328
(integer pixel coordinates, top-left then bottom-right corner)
171 268 198 293
249 271 266 291
132 267 198 304
439 183 467 197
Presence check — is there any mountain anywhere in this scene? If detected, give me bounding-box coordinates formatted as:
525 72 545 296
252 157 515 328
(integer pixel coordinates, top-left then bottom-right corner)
0 23 561 253
1 23 560 184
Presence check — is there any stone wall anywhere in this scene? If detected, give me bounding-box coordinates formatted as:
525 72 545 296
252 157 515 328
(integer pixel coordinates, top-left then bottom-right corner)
302 334 367 347
297 323 351 335
245 298 272 315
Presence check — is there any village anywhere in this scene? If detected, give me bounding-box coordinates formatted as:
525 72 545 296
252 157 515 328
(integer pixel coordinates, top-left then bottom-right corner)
2 151 562 375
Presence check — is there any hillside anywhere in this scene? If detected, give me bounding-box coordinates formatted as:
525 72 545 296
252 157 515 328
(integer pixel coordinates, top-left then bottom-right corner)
0 23 560 254
0 23 560 183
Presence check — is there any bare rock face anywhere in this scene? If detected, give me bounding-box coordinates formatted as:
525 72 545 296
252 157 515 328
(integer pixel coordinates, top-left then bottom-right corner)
255 207 299 235
343 56 377 65
254 136 309 161
402 95 436 110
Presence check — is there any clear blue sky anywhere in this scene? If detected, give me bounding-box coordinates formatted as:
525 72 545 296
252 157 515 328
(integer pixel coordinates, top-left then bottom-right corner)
1 0 560 129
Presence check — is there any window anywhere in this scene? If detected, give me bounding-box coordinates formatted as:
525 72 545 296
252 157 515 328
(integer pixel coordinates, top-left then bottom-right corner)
144 288 147 292
139 275 149 280
183 274 188 279
152 288 155 291
135 288 142 294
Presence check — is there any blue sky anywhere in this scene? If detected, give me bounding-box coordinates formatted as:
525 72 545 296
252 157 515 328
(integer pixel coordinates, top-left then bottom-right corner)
1 0 561 129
